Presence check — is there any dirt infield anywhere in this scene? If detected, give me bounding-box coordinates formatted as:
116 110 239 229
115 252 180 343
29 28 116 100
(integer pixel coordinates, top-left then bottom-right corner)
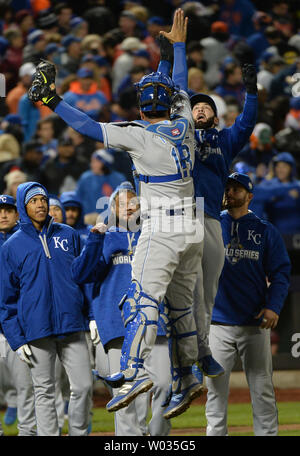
93 387 300 407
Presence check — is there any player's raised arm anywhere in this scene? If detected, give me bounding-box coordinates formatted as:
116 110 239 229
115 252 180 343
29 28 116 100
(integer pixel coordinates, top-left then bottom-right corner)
160 8 188 92
28 60 104 142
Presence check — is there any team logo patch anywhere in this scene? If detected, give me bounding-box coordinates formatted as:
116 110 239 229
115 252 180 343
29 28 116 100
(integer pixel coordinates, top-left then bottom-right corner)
171 128 180 136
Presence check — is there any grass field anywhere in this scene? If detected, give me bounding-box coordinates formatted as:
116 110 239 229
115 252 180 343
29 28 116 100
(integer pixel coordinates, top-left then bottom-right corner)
1 401 300 436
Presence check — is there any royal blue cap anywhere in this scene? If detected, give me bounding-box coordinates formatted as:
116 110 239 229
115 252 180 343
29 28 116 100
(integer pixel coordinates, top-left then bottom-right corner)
227 172 254 193
62 34 81 48
0 195 17 208
77 67 94 78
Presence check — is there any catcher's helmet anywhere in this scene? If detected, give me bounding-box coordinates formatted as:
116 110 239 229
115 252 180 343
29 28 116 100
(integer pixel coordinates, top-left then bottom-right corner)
135 72 177 112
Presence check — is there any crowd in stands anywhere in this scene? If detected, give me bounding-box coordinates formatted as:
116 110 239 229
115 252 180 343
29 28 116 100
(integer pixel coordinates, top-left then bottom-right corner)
0 0 300 234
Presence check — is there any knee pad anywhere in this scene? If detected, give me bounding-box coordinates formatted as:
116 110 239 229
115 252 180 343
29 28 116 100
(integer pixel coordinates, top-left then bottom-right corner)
158 299 171 338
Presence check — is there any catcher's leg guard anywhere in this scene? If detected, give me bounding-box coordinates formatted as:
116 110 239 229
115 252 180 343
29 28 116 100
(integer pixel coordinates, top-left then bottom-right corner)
161 299 203 408
104 280 159 386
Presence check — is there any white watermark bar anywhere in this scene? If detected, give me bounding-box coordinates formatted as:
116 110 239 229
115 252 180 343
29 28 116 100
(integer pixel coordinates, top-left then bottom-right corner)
291 333 300 358
95 195 205 243
0 73 5 97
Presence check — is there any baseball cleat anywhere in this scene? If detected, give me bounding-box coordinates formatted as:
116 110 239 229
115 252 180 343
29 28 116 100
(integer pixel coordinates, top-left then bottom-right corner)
92 369 126 388
4 406 17 426
106 378 153 413
163 383 203 420
198 355 225 378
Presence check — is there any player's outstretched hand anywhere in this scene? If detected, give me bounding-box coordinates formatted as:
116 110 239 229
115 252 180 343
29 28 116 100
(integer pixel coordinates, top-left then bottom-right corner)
255 308 279 329
160 8 188 44
242 63 257 95
91 222 108 234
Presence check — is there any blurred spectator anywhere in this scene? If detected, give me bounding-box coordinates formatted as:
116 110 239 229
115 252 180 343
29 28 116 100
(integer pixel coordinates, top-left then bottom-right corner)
23 29 47 64
80 54 112 102
0 28 24 92
223 103 240 128
48 194 65 223
60 35 82 75
54 2 73 36
144 16 167 71
18 93 40 142
69 16 89 40
118 10 140 39
14 10 34 40
3 169 27 199
112 36 146 95
60 191 91 240
116 65 146 100
63 68 108 121
269 54 300 99
218 0 256 38
35 117 58 163
257 53 285 93
40 136 89 195
267 0 295 38
66 126 96 162
252 152 300 235
214 62 245 108
186 41 207 73
0 114 23 166
6 62 36 114
82 6 116 36
132 49 151 72
285 96 300 131
110 86 139 122
1 140 44 184
81 34 104 56
200 21 231 89
76 149 126 218
36 9 59 37
237 123 278 174
188 67 209 95
182 1 211 41
246 11 273 63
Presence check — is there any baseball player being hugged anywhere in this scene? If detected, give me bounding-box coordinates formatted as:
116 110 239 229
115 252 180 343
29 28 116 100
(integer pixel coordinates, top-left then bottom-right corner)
155 36 258 394
72 182 171 436
0 195 36 436
28 9 203 419
191 64 258 381
205 172 291 436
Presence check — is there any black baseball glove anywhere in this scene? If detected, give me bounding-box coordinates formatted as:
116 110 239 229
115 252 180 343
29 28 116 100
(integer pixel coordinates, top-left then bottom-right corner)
242 63 257 95
28 59 62 110
156 34 174 65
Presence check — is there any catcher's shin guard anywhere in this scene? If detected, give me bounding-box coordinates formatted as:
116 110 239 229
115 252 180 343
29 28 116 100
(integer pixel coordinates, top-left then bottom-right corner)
104 280 159 386
166 300 198 398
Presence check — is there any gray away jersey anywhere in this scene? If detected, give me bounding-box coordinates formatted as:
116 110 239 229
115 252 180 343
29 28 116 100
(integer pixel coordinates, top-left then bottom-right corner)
99 91 196 214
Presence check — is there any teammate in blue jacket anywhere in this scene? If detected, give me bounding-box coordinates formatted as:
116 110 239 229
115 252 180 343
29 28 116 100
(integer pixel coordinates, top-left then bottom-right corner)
0 195 36 436
72 182 171 436
205 172 291 436
0 182 93 436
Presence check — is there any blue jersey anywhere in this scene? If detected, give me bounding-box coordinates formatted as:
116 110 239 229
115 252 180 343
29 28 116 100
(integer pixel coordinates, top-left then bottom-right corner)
193 93 257 220
72 227 167 348
212 210 291 326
